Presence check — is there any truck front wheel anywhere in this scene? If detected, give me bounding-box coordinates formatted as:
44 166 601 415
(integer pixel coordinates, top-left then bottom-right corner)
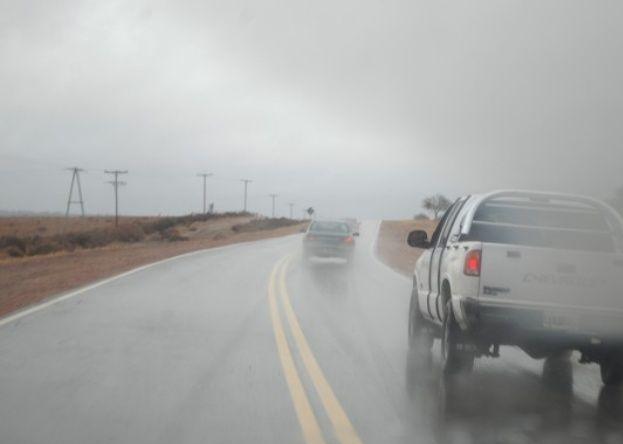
441 299 474 376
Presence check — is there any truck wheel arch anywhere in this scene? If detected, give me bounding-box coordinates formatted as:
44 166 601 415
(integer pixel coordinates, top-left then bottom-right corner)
438 279 452 321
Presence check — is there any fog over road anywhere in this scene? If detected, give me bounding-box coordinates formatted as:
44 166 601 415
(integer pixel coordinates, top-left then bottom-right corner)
1 222 622 444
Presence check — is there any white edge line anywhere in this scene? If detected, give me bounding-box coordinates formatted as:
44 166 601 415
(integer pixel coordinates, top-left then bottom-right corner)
369 220 411 283
0 234 300 328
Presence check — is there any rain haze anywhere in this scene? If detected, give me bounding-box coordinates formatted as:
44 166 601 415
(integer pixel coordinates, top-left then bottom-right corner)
3 3 623 444
2 0 622 217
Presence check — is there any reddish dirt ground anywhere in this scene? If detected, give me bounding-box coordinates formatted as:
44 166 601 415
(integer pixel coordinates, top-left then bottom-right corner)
375 219 438 276
0 223 304 319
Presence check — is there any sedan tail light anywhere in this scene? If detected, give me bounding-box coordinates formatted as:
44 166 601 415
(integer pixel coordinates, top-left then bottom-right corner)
464 250 481 276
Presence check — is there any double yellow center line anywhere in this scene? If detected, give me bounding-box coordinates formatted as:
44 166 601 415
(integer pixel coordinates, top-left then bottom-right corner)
268 255 363 444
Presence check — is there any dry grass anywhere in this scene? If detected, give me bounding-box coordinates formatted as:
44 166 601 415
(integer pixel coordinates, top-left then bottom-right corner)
0 216 157 237
231 217 302 233
376 219 438 276
0 213 257 259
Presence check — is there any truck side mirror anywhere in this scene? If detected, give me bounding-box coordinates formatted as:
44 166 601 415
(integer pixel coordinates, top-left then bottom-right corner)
407 230 429 248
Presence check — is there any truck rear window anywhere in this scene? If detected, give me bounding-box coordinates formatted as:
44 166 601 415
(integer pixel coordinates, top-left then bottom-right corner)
465 198 621 252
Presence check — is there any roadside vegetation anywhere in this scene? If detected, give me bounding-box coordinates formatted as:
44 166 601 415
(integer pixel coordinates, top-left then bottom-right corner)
232 217 303 233
422 194 451 219
0 212 301 259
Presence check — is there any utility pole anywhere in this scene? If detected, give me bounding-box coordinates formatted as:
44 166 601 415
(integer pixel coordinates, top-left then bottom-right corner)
287 202 294 219
105 170 128 227
269 194 278 218
197 173 213 214
241 179 252 212
65 167 85 217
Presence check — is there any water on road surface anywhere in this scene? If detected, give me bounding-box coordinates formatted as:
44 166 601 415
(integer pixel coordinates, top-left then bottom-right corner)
0 222 622 444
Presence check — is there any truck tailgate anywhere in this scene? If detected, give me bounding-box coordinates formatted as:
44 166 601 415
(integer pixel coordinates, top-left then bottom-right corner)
479 243 623 332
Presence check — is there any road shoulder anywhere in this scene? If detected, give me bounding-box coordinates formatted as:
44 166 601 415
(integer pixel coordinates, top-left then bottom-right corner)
0 224 304 319
375 219 436 276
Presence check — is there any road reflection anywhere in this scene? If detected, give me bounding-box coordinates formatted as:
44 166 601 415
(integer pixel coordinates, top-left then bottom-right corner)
406 350 623 444
302 258 352 296
294 247 623 444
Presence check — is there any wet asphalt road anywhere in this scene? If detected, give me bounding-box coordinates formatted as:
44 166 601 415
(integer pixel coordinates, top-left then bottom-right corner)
0 221 622 444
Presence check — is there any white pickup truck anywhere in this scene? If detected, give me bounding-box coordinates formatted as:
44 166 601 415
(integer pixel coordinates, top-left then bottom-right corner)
407 190 623 386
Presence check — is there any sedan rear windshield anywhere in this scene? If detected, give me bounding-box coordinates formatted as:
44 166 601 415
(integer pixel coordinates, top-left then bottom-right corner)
309 221 350 234
465 197 622 252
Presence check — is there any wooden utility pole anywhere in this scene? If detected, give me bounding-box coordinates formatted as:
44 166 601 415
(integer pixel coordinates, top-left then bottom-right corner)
197 173 213 214
269 194 278 218
241 179 252 212
105 170 128 226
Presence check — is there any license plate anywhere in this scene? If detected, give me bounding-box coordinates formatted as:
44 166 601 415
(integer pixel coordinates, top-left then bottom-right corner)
543 311 579 331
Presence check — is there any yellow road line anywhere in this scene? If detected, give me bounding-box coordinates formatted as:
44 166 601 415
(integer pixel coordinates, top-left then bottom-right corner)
278 256 364 444
268 258 327 444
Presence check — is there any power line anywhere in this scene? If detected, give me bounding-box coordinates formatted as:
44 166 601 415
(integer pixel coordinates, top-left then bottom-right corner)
269 194 278 218
287 202 295 219
105 170 128 226
197 173 213 214
65 167 86 217
3 157 294 216
241 179 252 212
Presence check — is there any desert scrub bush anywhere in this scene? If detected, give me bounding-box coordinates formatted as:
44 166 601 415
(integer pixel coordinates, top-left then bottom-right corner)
142 212 249 234
114 224 145 243
61 230 112 249
1 211 255 258
159 227 188 242
6 246 25 257
232 218 300 233
28 241 63 256
144 217 177 234
0 236 27 253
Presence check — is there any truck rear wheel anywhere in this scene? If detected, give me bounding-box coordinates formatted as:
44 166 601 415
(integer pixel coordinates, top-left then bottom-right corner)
441 300 474 376
600 355 623 386
408 281 433 354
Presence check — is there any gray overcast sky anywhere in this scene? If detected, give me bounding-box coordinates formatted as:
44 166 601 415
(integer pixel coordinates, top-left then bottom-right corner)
1 0 622 218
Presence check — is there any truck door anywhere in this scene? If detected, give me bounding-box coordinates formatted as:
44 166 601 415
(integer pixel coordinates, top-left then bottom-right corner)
422 200 461 319
427 200 464 321
418 205 452 319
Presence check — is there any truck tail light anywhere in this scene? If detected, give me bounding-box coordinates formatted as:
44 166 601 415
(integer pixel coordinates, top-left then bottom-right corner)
306 234 316 241
343 235 354 244
464 250 481 276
